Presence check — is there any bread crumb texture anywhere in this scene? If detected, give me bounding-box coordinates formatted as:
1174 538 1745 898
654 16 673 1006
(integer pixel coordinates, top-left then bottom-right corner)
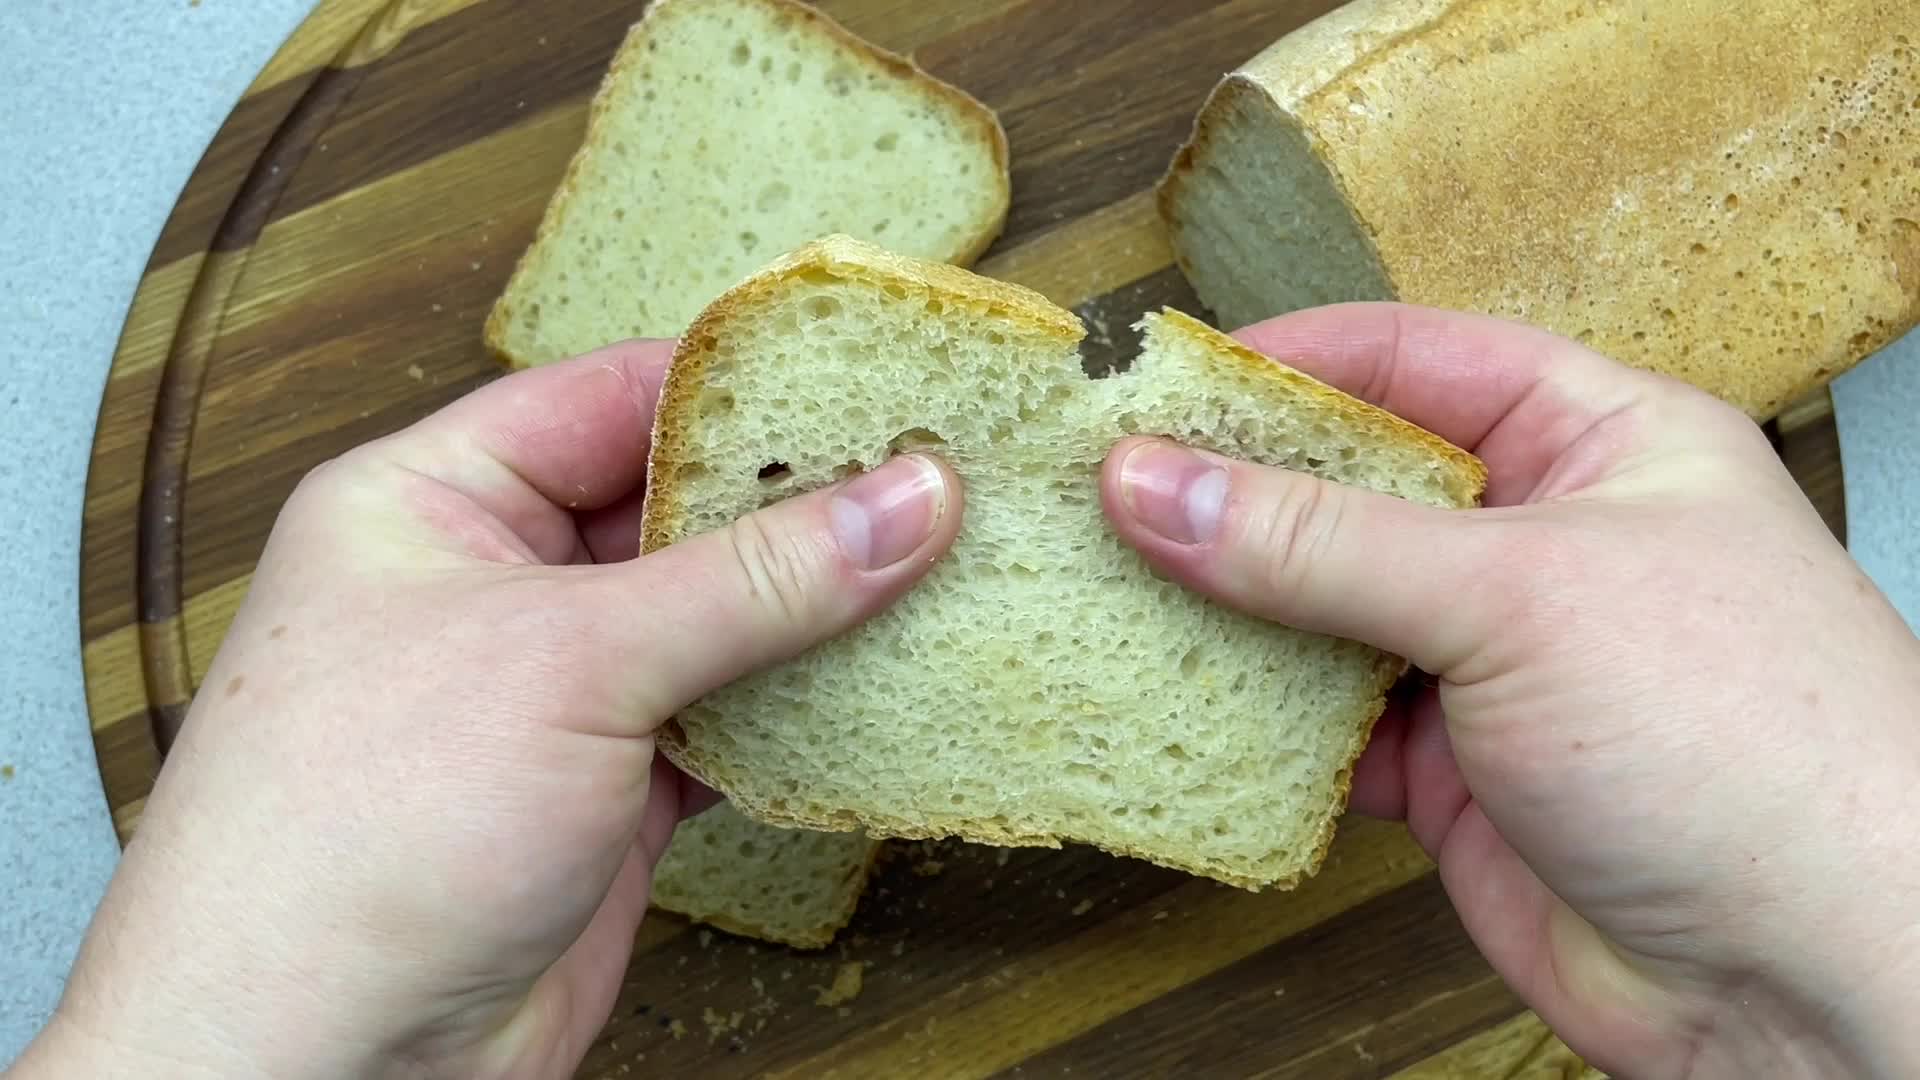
645 237 1483 890
649 802 879 949
487 0 1006 367
1163 0 1920 419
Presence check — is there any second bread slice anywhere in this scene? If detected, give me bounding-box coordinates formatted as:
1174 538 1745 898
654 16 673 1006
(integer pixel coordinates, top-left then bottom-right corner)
642 236 1484 890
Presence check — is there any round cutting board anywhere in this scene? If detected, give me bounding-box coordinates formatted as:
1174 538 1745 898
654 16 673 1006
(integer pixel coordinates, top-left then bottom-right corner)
80 1 1841 1075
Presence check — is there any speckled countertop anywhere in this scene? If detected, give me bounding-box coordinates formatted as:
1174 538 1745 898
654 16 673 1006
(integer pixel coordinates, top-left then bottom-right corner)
1 1 1915 1066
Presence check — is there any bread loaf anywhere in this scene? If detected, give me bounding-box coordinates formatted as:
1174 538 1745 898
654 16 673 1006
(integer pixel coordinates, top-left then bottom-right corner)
484 0 1009 368
1158 0 1920 420
641 235 1484 890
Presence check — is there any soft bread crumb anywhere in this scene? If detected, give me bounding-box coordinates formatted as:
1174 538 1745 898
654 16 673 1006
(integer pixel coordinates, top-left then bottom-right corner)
644 236 1484 891
815 962 866 1007
485 0 1008 369
649 802 879 950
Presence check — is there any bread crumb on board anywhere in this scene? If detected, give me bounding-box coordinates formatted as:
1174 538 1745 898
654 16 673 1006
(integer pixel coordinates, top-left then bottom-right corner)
667 1018 688 1041
701 1006 746 1044
814 961 865 1007
1070 899 1094 917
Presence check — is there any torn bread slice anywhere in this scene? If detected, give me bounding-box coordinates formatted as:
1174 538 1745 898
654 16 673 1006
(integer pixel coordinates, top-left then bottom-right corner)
641 236 1485 890
484 0 1009 368
651 803 879 949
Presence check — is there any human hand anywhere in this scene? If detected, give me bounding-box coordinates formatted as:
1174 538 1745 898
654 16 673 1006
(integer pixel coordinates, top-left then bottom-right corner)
1100 303 1920 1078
15 341 959 1079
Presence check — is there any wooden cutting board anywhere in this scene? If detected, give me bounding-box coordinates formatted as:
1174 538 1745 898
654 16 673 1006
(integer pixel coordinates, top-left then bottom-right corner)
79 1 1844 1075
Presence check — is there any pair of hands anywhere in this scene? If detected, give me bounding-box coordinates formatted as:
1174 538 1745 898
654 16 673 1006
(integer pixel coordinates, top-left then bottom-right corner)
16 303 1920 1079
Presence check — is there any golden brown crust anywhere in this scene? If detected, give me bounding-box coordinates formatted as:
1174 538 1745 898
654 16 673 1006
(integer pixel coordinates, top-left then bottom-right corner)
643 234 1481 891
482 0 1011 370
640 233 1083 556
1148 307 1489 505
1161 0 1920 421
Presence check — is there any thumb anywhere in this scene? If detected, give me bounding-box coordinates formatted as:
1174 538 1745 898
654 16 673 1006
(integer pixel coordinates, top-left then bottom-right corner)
611 452 960 719
1101 436 1502 678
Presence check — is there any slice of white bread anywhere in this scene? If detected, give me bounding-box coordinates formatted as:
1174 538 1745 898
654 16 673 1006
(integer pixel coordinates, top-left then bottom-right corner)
640 236 1485 890
651 803 880 949
1157 0 1920 421
484 0 1010 369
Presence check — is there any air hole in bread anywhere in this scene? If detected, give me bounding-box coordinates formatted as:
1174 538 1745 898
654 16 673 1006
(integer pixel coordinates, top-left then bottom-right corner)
757 462 791 482
874 132 899 151
803 295 841 320
756 182 791 214
731 41 752 65
887 427 948 455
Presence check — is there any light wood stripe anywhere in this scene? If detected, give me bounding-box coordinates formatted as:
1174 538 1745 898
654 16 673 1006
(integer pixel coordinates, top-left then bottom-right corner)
1388 1011 1602 1079
766 818 1434 1079
977 190 1170 307
83 573 255 732
251 0 489 94
112 797 146 843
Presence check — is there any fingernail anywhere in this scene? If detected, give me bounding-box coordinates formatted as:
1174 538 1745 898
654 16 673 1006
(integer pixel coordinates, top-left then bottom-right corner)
1120 440 1228 545
830 455 947 570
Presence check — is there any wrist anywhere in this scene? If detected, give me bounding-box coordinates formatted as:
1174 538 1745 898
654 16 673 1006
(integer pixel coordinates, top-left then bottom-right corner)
22 965 393 1080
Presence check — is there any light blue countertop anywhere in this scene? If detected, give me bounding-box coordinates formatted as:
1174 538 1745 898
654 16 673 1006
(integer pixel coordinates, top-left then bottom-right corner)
1 1 1915 1066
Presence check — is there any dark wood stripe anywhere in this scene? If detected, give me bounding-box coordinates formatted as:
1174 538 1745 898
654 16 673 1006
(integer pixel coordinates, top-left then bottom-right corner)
94 713 161 819
1003 873 1523 1078
165 0 1009 268
579 838 1193 1077
151 0 1309 278
208 65 379 254
264 0 639 232
148 701 190 759
1077 265 1211 377
1776 411 1847 543
920 0 1291 243
149 72 327 267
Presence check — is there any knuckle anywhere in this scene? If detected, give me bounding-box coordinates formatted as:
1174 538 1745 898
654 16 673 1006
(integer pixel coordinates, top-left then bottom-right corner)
722 511 823 629
1247 478 1346 600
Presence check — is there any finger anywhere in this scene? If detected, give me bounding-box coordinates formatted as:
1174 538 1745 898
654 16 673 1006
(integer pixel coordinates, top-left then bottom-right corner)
510 753 691 1075
369 339 675 565
1342 692 1410 821
1102 436 1508 678
604 453 961 720
1229 303 1662 505
1342 682 1467 834
515 838 656 1077
1435 804 1677 1073
577 487 648 565
1398 688 1471 858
